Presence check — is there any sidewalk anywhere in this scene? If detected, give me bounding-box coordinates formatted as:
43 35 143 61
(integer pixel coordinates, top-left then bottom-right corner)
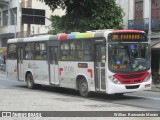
0 71 7 77
151 84 160 92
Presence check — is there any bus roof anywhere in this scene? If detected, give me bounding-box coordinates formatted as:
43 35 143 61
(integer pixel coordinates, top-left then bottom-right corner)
112 30 144 33
7 35 53 43
7 29 145 43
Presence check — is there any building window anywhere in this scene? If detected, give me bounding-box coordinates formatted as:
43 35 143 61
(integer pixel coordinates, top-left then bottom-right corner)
135 0 143 19
152 0 160 18
2 10 8 26
28 0 32 8
1 38 7 47
20 0 25 8
10 8 17 25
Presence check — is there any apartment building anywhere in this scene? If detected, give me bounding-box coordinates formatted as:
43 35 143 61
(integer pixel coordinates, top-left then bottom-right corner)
0 0 65 48
123 0 160 40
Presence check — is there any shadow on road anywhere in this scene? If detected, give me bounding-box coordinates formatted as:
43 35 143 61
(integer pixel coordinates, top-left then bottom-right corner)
15 84 143 102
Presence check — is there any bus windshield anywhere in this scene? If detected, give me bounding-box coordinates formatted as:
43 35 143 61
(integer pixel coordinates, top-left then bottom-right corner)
108 43 150 72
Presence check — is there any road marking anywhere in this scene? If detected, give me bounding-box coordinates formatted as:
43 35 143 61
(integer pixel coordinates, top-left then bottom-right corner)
127 94 160 101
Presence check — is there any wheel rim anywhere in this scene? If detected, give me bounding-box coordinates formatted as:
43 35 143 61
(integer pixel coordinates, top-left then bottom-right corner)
80 81 88 94
27 74 32 87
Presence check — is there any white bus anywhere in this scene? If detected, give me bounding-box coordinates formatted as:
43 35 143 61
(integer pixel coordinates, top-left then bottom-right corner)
7 30 151 96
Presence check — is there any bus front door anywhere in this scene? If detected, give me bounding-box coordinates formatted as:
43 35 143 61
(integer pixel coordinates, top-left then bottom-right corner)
49 47 59 85
94 44 106 91
17 47 24 81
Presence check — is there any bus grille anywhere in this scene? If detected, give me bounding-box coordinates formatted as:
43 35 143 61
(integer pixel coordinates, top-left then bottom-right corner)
125 85 140 89
114 71 149 84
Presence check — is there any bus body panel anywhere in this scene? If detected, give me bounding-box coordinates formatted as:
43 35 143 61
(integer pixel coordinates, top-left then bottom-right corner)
7 60 17 80
18 61 24 81
23 60 35 82
34 60 50 85
106 79 152 94
106 68 152 94
58 61 95 91
50 64 59 85
23 60 50 85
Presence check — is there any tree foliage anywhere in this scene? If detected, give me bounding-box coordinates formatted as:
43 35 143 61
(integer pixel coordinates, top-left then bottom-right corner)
40 0 125 34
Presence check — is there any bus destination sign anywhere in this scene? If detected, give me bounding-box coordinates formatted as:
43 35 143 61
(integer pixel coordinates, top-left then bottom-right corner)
109 33 148 42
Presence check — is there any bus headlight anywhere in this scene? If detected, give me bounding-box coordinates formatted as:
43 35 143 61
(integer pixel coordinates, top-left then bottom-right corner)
108 76 121 84
144 74 151 82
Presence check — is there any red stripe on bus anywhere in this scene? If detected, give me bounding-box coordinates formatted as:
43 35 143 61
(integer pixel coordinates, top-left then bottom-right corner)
114 71 149 84
14 66 17 72
113 30 142 33
87 69 93 78
59 68 63 76
59 34 67 40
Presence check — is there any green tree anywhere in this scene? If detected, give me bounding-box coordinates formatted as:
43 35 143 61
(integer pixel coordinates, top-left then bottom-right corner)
40 0 125 34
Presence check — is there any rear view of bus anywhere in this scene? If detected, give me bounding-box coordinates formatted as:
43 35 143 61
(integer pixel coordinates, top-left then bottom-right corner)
106 30 151 94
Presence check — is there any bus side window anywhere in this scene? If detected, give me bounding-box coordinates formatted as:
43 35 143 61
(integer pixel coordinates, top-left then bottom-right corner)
41 51 47 59
60 51 67 60
24 42 34 60
84 50 91 61
25 52 33 59
35 42 47 60
35 51 42 60
8 44 17 60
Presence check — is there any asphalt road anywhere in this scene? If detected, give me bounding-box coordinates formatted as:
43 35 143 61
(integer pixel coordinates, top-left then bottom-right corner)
0 74 160 111
1 74 160 120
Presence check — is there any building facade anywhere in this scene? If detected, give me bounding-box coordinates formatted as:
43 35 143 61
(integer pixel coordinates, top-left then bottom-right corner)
0 0 65 48
118 0 160 40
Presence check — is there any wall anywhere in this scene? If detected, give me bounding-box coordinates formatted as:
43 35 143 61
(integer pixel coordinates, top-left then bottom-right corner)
116 0 129 29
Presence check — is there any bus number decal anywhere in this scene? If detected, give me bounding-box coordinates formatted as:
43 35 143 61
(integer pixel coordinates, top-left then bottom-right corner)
59 66 75 76
64 66 74 73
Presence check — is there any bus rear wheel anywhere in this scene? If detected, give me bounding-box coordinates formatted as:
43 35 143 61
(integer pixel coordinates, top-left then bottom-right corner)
26 73 35 89
78 78 90 97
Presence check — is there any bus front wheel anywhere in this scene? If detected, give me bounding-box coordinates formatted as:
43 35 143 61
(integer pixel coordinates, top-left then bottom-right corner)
26 73 35 89
78 78 90 97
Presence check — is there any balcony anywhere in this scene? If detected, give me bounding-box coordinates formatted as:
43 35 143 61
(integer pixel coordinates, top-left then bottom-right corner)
128 18 160 31
128 18 149 30
151 18 160 30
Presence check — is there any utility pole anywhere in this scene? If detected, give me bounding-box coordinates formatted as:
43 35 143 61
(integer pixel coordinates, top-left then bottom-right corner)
148 0 151 43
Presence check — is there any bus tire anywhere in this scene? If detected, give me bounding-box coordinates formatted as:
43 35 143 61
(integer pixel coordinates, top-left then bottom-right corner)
26 73 35 89
78 78 90 97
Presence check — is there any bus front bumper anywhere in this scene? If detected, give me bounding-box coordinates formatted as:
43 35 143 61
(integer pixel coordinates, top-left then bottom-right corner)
106 81 152 94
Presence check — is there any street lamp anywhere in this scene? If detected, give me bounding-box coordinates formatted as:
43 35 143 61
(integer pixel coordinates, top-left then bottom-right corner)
0 1 17 38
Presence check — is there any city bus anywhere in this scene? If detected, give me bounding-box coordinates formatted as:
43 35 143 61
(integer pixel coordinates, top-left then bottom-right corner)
7 29 151 97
